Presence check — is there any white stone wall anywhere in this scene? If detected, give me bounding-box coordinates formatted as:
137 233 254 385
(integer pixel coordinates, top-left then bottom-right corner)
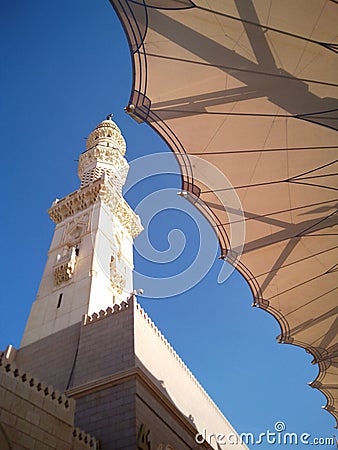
21 205 95 346
21 185 139 347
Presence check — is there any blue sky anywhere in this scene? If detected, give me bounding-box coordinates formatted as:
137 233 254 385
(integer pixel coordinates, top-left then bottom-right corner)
0 1 336 447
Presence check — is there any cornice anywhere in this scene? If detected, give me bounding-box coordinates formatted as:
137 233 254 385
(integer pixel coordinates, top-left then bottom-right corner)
48 177 143 238
48 179 102 224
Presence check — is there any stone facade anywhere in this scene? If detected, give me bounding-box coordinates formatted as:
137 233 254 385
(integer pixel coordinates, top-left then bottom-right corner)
0 352 99 450
2 118 247 449
12 298 247 449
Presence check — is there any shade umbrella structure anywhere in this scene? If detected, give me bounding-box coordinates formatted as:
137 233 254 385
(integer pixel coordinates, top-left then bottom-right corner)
109 0 338 424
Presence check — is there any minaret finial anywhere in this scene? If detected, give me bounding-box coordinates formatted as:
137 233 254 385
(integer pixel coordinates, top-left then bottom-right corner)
106 113 113 120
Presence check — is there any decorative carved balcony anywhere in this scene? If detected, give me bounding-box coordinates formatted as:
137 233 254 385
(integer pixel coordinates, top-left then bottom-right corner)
54 247 78 285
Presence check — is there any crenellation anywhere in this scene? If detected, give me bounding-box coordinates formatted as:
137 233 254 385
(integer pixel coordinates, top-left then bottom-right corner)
73 427 100 449
90 313 99 321
106 306 113 315
0 355 74 412
0 352 103 450
84 297 132 325
113 303 121 313
98 309 106 318
120 300 129 310
134 302 228 417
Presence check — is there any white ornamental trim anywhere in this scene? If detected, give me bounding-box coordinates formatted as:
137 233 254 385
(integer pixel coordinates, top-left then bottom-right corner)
48 178 143 238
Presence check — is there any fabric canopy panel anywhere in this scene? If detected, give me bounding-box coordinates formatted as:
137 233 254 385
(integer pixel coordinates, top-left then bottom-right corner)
110 0 338 424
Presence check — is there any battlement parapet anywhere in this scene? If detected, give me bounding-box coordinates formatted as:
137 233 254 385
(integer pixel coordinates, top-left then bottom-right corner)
134 302 228 420
0 354 74 414
83 298 131 325
0 352 100 449
73 427 101 449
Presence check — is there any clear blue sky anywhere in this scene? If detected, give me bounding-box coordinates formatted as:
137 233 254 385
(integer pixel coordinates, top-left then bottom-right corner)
0 1 336 447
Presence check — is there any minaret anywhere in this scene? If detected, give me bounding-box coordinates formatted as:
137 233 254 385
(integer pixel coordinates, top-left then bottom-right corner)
21 116 143 347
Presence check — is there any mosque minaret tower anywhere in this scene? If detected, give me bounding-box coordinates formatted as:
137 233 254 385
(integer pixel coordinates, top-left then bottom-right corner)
21 116 143 347
0 117 247 449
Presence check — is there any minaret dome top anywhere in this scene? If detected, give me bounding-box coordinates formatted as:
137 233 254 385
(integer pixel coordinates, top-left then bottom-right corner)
86 115 126 155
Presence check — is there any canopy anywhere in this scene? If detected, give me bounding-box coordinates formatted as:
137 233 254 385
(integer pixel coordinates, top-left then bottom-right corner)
109 0 338 424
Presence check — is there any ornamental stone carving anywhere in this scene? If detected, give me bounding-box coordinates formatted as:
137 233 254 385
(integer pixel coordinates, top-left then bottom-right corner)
48 177 143 238
48 181 101 224
63 212 90 244
86 119 126 155
110 269 126 295
78 145 129 189
54 247 77 285
78 117 129 190
78 146 128 175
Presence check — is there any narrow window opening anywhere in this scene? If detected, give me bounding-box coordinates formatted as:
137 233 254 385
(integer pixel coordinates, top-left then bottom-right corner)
57 293 63 308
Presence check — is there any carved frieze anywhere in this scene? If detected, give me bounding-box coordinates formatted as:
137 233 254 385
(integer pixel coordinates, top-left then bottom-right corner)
48 178 143 238
48 181 101 224
78 145 128 178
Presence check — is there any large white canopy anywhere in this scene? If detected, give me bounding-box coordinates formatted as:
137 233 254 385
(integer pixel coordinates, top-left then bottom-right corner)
110 0 338 424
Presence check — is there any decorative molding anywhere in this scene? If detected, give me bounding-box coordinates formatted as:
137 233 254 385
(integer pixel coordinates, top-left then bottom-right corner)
78 145 128 179
48 179 102 224
54 247 77 285
102 178 143 237
63 212 91 245
85 119 126 155
48 177 143 238
65 366 137 398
